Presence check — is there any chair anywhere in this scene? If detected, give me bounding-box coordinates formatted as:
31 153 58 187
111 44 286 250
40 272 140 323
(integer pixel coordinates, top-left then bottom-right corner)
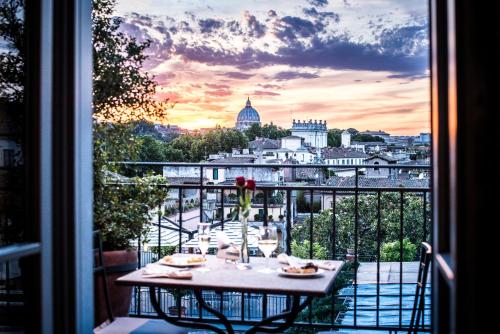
93 231 191 334
408 242 432 334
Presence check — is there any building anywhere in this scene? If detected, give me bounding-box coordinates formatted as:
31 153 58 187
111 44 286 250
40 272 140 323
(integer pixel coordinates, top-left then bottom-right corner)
291 119 328 148
341 130 351 147
235 97 261 131
322 147 369 166
365 154 398 178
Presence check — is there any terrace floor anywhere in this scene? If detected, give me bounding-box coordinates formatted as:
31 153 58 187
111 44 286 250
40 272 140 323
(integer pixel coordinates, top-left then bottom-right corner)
356 262 431 284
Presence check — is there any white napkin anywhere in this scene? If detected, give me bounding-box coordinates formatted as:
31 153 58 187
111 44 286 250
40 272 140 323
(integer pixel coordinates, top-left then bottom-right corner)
277 253 337 271
142 264 192 279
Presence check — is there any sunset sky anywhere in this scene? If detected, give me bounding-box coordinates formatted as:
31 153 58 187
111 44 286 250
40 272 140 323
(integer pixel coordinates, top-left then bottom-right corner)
116 0 430 135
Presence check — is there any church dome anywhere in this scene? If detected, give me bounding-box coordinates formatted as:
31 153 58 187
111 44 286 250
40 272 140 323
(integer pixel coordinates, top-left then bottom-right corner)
236 97 261 131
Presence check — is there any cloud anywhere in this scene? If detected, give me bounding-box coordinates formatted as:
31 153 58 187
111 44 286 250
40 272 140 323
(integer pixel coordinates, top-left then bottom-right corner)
205 83 230 89
219 71 255 79
302 7 340 21
308 0 329 7
274 16 323 41
243 11 266 38
258 83 282 89
273 71 319 80
198 18 223 33
252 90 280 96
120 9 429 78
205 89 232 97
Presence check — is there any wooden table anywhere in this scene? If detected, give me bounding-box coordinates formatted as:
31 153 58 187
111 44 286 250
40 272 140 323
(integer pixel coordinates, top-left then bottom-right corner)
117 255 344 334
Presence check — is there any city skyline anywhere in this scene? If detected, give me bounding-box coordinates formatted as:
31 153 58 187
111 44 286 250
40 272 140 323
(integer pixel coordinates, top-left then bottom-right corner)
116 0 430 135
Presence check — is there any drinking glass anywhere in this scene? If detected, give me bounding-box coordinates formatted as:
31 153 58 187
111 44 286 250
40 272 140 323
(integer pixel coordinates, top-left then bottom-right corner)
197 223 211 272
198 223 211 259
257 225 278 274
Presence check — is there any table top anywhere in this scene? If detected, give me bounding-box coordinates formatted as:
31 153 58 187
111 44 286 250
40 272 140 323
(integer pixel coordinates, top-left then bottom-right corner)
116 255 344 296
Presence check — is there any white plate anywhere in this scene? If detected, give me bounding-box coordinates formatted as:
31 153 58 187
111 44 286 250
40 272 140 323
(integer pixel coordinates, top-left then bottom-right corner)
158 257 207 267
277 267 325 278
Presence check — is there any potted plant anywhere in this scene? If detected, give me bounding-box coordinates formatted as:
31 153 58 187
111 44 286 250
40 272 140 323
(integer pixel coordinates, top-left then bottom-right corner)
93 125 169 326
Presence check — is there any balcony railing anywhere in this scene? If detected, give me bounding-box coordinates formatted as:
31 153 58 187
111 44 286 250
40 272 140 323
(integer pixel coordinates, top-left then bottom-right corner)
111 162 432 332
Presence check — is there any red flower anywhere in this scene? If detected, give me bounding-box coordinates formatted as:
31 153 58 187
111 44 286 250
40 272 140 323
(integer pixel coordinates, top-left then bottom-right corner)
246 179 256 191
235 176 246 187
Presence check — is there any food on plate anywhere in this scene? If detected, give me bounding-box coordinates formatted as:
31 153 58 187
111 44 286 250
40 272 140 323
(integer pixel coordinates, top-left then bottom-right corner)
162 255 175 263
283 262 319 274
187 256 205 264
162 255 206 265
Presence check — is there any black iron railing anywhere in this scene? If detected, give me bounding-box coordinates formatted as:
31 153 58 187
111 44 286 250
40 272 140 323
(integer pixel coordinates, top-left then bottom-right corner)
111 162 432 332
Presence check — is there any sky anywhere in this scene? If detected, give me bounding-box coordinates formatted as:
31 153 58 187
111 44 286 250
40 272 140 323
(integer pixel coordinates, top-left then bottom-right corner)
115 0 430 135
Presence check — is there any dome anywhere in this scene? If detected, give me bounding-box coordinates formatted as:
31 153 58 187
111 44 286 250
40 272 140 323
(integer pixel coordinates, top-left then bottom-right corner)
237 98 260 122
235 97 261 131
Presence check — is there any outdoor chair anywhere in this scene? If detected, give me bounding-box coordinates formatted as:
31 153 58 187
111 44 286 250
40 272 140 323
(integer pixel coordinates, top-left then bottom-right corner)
408 242 432 334
93 231 191 334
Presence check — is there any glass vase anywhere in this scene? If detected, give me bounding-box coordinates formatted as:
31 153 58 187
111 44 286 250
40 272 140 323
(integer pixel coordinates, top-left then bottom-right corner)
240 217 250 263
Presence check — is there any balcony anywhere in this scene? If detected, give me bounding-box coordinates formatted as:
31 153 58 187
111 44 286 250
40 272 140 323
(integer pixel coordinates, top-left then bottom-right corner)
108 162 431 333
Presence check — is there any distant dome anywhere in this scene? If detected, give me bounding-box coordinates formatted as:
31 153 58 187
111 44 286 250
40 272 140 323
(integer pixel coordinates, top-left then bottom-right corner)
236 97 261 131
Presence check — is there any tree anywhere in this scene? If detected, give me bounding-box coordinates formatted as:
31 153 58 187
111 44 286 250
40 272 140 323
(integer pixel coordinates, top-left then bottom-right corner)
169 127 248 162
352 133 385 142
92 0 169 123
0 0 24 103
381 239 417 262
292 193 430 261
244 123 262 141
92 0 172 250
244 123 290 141
327 128 343 147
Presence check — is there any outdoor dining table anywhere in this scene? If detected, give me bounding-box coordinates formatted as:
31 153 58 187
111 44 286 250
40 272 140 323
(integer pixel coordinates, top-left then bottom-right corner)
116 255 344 334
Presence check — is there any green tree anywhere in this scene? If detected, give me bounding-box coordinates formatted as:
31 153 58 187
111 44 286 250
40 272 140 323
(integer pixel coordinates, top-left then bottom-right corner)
244 123 262 141
381 239 417 262
0 0 24 103
327 128 343 147
292 193 430 261
92 0 172 250
352 133 385 142
169 127 248 162
244 123 290 141
261 123 290 139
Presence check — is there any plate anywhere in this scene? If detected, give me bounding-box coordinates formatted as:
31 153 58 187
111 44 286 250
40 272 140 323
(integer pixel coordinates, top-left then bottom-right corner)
277 267 325 278
158 257 207 267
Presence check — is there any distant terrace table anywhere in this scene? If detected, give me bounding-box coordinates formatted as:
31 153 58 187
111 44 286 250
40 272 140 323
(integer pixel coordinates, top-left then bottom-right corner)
117 255 344 334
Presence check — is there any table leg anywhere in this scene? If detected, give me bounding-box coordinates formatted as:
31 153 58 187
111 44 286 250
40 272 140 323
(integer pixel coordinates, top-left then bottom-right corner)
148 287 227 334
245 296 313 334
194 289 235 334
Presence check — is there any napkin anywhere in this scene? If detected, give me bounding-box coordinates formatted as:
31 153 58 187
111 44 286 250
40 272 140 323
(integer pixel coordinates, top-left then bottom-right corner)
277 253 337 271
142 264 192 279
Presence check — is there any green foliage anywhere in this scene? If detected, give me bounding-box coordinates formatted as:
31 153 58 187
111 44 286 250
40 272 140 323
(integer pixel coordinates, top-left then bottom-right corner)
92 0 173 250
244 122 290 141
352 133 385 142
292 193 430 261
92 0 168 123
295 191 321 213
169 127 248 162
327 128 343 147
381 239 417 261
291 240 328 260
149 245 177 260
94 170 169 250
0 0 24 103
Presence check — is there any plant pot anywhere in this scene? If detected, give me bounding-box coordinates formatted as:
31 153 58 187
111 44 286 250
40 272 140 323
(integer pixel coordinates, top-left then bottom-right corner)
94 249 138 327
168 306 187 316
